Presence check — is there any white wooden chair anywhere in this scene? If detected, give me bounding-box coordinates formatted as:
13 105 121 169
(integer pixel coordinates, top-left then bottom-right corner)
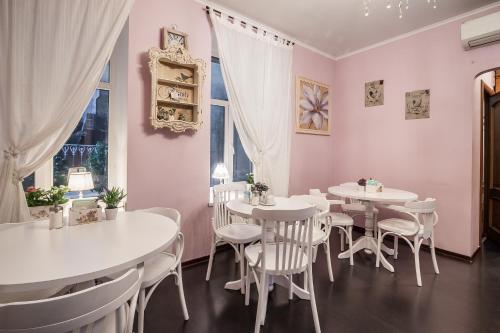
0 268 142 333
205 182 261 294
309 189 355 267
244 206 321 333
338 183 379 236
376 198 440 287
291 194 353 282
135 207 188 333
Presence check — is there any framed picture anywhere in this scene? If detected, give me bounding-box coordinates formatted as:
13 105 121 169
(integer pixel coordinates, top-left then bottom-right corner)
405 89 430 120
365 80 384 107
162 27 188 50
295 77 331 135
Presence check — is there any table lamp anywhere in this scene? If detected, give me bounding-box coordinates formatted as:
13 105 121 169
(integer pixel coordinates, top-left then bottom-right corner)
68 171 94 199
212 163 229 184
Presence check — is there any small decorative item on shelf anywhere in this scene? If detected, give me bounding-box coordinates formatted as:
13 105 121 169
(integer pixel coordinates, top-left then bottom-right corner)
357 178 367 192
99 187 127 220
26 186 69 220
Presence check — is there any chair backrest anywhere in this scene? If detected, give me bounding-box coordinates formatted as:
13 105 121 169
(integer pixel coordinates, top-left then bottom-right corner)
137 207 181 227
404 198 438 238
213 182 246 230
290 195 329 229
0 269 141 333
252 207 317 275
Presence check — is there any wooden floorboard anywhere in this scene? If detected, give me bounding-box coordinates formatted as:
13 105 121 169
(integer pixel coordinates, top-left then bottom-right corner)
141 231 500 333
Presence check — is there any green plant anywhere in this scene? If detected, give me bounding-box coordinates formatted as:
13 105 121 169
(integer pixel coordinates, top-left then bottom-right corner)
25 186 69 207
246 173 254 185
99 187 127 209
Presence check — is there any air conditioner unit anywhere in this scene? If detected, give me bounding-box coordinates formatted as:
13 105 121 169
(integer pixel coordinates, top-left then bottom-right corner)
461 11 500 50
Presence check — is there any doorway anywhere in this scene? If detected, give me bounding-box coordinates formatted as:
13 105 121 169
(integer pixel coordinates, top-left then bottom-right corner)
482 69 500 244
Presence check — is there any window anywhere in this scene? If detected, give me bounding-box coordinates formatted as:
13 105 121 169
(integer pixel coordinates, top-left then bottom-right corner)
53 65 110 198
210 57 252 187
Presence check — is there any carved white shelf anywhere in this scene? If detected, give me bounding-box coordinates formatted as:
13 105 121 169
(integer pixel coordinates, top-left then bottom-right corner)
148 46 206 132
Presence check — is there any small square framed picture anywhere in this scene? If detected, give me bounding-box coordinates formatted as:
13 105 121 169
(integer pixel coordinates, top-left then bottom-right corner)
162 27 188 50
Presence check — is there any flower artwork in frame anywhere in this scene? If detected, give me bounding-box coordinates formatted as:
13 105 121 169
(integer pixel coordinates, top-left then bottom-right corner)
365 80 384 107
405 89 430 120
296 77 330 135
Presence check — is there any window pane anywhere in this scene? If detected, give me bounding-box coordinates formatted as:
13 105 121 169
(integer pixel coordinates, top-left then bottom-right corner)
233 126 252 182
53 89 109 198
100 63 110 83
210 104 225 187
22 173 35 191
211 57 228 101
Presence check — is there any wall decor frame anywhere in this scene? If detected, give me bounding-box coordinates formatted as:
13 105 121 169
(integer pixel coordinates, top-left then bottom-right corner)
295 76 331 135
162 26 188 50
365 80 384 107
148 45 206 132
405 89 430 120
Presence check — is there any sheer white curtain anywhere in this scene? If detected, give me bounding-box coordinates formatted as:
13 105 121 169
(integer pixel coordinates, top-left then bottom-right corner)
0 0 134 223
210 11 293 196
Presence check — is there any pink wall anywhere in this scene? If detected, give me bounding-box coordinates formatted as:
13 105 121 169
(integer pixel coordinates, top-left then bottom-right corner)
332 8 500 256
127 0 336 260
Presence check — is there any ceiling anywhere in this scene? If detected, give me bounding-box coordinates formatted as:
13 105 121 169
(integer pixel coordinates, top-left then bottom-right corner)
206 0 500 58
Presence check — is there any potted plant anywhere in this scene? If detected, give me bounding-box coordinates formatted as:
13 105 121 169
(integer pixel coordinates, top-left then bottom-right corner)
26 186 69 220
99 187 127 220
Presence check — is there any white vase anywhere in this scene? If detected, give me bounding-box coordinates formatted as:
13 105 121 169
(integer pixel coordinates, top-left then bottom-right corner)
105 208 118 220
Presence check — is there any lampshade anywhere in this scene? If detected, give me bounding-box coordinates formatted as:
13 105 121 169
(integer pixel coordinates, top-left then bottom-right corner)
68 172 94 191
212 163 229 180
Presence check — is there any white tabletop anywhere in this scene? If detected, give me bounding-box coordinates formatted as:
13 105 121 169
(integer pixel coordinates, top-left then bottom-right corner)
226 196 313 218
0 211 178 293
328 184 418 203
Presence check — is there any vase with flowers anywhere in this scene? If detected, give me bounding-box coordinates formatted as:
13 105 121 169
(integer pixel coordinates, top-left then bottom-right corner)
251 182 270 205
99 187 127 220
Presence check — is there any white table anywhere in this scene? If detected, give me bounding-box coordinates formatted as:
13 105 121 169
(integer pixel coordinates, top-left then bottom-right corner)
328 184 418 272
226 197 313 299
0 211 178 293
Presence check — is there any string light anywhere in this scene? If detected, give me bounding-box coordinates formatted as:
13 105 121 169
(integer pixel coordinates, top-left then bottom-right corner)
364 0 438 19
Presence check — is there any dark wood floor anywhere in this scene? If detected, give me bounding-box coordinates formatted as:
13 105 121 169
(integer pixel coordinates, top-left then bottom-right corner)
142 231 500 333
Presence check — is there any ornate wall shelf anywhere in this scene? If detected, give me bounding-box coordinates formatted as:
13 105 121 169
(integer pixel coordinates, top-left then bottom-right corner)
148 46 206 132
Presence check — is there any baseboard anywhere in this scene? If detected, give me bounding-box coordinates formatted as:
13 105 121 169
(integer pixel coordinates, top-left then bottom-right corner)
352 225 477 263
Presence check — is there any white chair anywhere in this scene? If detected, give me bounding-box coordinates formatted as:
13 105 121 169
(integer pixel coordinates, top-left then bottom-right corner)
338 183 379 236
245 206 321 333
376 198 440 287
309 189 354 267
205 182 261 294
291 194 354 282
135 207 189 333
0 268 142 333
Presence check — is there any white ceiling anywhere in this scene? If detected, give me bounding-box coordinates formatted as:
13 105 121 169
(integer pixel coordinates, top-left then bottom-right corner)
206 0 500 58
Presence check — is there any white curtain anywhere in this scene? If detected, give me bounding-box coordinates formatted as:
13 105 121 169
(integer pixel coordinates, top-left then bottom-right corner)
0 0 134 223
210 11 293 196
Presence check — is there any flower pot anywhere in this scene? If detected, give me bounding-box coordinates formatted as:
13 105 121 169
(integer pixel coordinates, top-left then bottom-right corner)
259 191 268 204
105 208 118 220
29 205 52 220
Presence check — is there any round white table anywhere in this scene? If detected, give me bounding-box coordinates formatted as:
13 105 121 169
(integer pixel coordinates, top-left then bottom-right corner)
0 211 178 293
226 196 313 299
328 184 418 272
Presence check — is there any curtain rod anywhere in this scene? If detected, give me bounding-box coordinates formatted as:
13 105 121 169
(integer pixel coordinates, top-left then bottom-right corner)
205 5 295 46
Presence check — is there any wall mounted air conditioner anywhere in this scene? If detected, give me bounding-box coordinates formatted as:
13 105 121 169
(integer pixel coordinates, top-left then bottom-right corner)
461 11 500 50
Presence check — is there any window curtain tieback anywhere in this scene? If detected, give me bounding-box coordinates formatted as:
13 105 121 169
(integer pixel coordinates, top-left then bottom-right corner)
3 146 19 160
3 146 23 183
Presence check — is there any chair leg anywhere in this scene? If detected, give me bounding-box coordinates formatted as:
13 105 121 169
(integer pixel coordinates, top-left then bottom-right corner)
313 245 318 263
235 247 240 263
303 270 308 291
347 226 354 266
288 274 293 300
254 272 265 333
260 274 269 326
324 241 334 282
138 288 146 333
414 237 422 287
205 236 217 281
239 244 245 294
394 236 399 260
245 263 251 306
375 229 383 268
340 229 345 251
307 266 321 333
430 234 440 274
177 265 189 320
